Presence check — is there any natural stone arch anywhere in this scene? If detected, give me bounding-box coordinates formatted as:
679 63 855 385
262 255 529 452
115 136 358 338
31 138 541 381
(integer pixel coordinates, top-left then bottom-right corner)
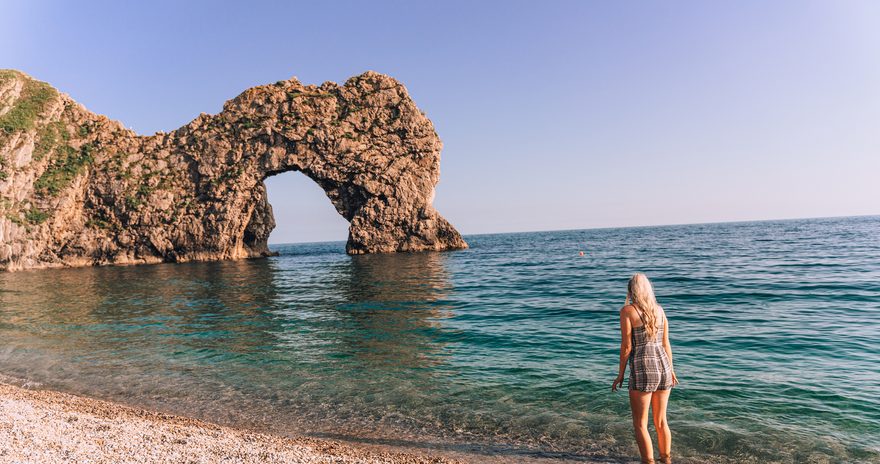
0 70 467 271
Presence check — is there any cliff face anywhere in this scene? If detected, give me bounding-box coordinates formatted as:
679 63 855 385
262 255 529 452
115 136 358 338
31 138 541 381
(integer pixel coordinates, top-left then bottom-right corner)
0 70 467 271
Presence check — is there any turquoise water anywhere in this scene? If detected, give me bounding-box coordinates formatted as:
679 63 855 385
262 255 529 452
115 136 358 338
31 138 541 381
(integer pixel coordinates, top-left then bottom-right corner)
0 215 878 463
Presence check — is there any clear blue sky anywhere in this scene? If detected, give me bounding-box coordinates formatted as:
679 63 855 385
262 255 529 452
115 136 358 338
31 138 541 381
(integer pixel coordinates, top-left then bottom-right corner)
3 1 878 243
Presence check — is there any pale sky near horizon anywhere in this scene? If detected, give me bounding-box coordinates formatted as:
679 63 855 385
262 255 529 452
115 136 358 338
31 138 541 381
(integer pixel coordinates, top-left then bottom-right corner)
2 1 878 244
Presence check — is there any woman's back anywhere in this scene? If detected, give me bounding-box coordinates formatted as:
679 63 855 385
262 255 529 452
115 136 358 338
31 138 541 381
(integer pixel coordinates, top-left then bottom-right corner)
628 306 674 392
630 305 665 345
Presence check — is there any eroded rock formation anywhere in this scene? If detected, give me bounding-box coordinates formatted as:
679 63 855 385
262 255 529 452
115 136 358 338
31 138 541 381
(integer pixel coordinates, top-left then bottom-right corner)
0 70 467 271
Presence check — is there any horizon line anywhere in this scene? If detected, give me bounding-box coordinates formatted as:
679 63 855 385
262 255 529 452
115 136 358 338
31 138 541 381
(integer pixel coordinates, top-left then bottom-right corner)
267 212 879 246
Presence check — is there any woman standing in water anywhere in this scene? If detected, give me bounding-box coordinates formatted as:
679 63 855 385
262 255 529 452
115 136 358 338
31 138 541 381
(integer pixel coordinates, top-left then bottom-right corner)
612 273 679 464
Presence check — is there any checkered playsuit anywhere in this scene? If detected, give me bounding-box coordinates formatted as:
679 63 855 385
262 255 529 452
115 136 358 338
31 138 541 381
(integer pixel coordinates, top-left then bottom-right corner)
627 315 675 392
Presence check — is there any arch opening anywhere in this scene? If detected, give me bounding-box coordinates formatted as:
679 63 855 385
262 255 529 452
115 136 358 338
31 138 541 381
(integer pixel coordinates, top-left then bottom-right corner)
262 170 351 247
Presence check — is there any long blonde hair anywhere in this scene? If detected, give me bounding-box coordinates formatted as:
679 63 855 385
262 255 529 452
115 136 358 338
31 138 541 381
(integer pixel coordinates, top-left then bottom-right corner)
625 273 661 340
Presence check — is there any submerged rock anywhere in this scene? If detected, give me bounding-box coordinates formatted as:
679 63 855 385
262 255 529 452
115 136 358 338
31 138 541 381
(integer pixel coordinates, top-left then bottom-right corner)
0 69 467 271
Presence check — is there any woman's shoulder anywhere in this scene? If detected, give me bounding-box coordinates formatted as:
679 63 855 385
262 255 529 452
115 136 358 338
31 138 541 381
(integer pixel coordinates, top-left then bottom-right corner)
619 304 638 315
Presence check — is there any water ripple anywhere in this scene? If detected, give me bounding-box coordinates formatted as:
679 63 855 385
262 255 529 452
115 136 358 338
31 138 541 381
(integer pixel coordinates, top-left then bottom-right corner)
0 215 878 462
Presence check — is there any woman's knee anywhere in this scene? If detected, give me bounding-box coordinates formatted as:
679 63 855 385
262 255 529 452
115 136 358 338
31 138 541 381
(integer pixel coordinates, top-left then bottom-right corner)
632 416 649 429
632 423 650 434
652 415 668 430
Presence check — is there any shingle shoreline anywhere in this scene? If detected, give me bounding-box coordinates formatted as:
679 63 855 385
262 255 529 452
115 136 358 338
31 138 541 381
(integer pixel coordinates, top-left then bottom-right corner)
0 381 462 464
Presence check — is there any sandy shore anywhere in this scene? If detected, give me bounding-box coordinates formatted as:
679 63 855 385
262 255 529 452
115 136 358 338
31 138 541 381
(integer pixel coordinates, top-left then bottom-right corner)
0 382 465 464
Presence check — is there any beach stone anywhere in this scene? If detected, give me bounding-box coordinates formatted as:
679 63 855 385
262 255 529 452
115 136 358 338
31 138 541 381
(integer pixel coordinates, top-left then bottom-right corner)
0 69 467 271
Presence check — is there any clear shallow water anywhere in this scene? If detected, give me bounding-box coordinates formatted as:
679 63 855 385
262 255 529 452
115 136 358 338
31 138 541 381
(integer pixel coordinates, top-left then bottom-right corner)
1 216 878 463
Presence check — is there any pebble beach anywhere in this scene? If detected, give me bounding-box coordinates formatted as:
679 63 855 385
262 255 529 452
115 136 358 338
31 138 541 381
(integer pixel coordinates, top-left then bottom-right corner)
0 382 463 464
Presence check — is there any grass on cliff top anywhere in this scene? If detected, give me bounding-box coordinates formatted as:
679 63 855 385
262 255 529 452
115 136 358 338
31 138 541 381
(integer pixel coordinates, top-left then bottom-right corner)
5 205 49 227
34 143 94 196
33 120 69 162
24 207 49 224
0 71 57 135
0 69 18 84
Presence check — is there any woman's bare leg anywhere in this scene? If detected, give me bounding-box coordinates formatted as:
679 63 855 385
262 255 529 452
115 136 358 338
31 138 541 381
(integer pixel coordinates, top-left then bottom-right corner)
629 390 654 463
651 389 672 462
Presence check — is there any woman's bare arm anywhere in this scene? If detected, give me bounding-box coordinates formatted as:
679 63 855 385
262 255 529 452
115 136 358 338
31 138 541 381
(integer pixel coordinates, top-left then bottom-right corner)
662 311 679 384
612 307 633 391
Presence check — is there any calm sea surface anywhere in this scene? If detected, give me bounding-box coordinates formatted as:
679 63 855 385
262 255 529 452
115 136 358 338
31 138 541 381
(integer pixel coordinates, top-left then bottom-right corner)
1 216 878 463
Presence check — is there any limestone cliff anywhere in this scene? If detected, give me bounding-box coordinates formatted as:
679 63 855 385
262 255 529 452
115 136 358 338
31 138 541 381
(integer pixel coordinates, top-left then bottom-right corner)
0 70 467 271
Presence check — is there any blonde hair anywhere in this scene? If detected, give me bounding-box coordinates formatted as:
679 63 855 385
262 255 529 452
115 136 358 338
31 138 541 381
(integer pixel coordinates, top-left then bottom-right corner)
625 273 661 340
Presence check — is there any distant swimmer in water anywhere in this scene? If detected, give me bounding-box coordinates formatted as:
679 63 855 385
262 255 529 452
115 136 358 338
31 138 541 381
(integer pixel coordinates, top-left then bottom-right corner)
579 251 585 256
612 273 679 464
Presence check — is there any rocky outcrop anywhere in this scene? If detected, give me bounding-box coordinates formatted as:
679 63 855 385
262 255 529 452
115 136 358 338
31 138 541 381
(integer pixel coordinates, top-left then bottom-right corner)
0 69 467 271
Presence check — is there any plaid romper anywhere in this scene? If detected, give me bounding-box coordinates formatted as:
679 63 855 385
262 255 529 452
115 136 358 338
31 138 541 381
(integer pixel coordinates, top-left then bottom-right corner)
628 309 675 392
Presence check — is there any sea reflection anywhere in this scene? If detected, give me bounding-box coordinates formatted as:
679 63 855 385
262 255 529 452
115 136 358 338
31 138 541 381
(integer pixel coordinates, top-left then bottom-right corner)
0 248 457 434
333 252 454 369
0 260 285 355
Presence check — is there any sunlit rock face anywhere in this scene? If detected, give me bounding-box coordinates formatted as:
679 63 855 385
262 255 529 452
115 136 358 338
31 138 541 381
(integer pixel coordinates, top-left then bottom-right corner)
0 69 467 271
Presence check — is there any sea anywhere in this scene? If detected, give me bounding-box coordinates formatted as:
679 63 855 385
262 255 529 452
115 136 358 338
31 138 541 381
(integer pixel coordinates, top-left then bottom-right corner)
1 215 878 463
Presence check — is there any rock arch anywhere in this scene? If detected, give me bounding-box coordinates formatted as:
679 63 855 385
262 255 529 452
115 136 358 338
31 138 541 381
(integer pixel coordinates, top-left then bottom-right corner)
259 170 351 246
0 70 467 271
